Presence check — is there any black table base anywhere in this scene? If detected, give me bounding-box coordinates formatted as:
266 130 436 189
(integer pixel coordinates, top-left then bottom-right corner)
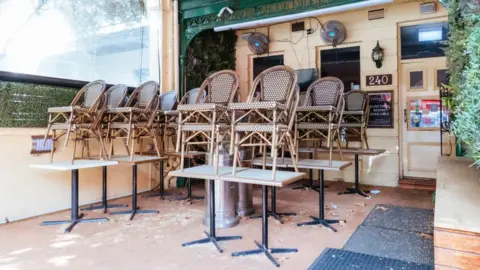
232 186 297 267
297 170 343 232
170 158 205 201
338 154 370 198
81 166 128 213
41 169 109 233
252 187 296 224
143 160 172 199
110 165 159 220
182 179 241 253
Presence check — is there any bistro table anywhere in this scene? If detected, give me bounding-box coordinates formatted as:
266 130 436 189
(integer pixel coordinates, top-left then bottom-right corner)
30 160 118 233
169 165 306 267
252 157 352 232
109 156 167 220
309 148 386 197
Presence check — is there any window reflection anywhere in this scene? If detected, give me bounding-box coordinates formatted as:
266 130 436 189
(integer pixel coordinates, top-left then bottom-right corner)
409 99 448 129
0 0 157 86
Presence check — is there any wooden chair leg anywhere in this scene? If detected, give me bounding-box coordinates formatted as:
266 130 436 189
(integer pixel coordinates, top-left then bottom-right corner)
271 131 278 180
336 131 344 161
50 130 56 163
287 135 299 173
180 131 186 171
129 130 136 162
232 132 240 176
176 114 183 153
152 132 161 157
363 127 370 150
71 130 78 165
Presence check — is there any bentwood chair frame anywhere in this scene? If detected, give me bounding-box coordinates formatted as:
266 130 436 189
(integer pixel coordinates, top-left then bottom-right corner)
176 70 239 169
295 77 345 164
44 80 107 163
157 90 178 152
341 91 370 149
229 65 299 179
106 81 160 161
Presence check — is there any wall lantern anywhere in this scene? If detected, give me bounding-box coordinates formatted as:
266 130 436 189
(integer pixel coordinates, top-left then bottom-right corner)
371 41 384 68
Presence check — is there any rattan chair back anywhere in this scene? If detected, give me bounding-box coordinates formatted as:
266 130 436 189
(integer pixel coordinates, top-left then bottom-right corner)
306 77 344 108
159 90 178 111
197 70 239 104
248 66 297 107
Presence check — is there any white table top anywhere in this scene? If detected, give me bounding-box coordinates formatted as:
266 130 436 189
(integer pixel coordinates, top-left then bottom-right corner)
168 165 306 187
298 147 386 156
250 157 352 171
110 155 167 165
30 160 118 171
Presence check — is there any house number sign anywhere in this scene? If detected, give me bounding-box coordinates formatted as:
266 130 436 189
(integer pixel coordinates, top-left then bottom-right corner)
366 74 393 86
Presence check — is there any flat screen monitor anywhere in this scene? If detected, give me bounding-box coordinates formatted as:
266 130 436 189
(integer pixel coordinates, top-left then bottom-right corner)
296 68 319 92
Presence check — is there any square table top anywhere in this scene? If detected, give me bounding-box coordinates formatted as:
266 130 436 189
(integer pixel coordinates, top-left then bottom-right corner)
110 155 167 165
250 157 352 171
168 165 306 187
298 147 386 156
30 160 118 171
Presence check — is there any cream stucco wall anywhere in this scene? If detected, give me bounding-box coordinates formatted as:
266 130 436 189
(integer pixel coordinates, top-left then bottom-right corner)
0 128 165 224
235 0 448 186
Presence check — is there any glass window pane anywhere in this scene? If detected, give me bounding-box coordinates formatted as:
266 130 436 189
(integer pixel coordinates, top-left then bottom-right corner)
409 99 445 129
410 71 424 89
437 69 448 88
0 0 160 86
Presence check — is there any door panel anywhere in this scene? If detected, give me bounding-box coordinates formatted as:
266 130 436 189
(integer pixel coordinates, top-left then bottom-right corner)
401 58 450 178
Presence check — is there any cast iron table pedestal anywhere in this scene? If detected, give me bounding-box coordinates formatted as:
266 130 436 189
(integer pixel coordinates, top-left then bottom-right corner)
297 170 343 232
182 179 242 252
110 165 159 220
252 187 296 224
232 186 298 267
41 169 109 233
338 154 370 198
170 158 204 201
81 166 128 212
143 160 171 199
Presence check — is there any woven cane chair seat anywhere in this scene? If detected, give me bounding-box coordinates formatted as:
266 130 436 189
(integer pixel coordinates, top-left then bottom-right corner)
228 101 285 111
181 123 230 131
297 123 337 130
296 105 336 112
177 103 227 112
234 123 289 133
47 106 78 113
107 107 144 114
343 110 364 115
341 123 363 128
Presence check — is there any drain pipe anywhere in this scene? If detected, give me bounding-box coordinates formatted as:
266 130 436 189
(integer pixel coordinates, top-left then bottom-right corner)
173 0 180 93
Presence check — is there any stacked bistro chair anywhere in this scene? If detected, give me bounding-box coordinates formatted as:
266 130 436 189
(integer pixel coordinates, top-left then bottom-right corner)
156 90 178 152
163 88 205 154
229 65 300 179
341 90 370 149
295 77 345 164
176 70 239 170
106 81 160 161
44 80 107 163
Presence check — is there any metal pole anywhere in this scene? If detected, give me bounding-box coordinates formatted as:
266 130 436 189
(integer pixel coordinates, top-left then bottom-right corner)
355 154 359 191
209 179 215 238
263 186 269 249
160 160 165 197
102 166 107 211
271 187 276 213
71 169 79 220
319 170 324 220
133 165 137 210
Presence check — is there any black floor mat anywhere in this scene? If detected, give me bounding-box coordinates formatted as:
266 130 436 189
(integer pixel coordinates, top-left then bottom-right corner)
363 204 434 234
343 225 434 265
308 248 433 270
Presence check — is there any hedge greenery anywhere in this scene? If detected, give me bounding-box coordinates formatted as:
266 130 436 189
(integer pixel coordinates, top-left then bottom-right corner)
0 81 77 128
447 0 480 164
185 30 237 91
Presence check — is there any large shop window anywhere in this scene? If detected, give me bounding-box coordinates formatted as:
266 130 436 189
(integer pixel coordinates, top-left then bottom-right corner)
320 46 360 92
401 22 449 60
0 0 160 86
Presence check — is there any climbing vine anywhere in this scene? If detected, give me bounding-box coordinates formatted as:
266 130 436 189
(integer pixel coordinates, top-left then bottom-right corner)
447 0 480 164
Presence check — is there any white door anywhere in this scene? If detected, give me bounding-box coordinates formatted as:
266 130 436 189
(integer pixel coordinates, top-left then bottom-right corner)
400 57 452 179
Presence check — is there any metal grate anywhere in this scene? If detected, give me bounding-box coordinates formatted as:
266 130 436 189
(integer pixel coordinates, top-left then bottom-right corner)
368 9 385 20
308 248 433 270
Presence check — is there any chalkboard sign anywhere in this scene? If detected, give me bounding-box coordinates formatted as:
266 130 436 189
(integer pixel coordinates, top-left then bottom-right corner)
367 91 394 128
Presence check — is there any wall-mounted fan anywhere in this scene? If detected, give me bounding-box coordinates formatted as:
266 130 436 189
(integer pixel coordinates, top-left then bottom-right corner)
245 33 269 55
321 20 347 48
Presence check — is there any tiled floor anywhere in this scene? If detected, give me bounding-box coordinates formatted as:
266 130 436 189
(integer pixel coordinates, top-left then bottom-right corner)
0 181 433 270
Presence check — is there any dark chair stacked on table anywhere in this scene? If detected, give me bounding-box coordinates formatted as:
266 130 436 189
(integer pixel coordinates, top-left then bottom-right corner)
341 91 370 149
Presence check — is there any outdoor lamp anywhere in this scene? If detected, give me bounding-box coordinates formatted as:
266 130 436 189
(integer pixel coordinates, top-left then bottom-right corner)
371 41 384 68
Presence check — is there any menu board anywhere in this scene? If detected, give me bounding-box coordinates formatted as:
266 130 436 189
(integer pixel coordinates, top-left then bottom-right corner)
367 91 394 128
